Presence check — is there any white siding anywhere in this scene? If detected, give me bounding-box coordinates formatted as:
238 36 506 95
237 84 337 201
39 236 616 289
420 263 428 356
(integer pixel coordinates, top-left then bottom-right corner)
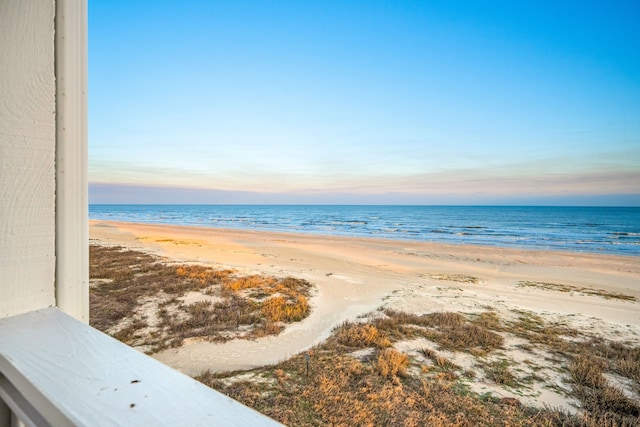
0 0 57 318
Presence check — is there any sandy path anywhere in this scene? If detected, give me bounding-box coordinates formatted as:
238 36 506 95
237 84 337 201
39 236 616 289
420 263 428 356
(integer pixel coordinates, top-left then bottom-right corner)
90 220 640 377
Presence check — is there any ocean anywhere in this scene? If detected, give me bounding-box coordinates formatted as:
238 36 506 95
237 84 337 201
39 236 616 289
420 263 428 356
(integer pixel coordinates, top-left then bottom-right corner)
89 205 640 256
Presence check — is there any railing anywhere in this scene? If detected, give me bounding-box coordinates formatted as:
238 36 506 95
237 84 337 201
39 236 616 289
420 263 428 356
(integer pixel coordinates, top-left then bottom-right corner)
0 308 281 427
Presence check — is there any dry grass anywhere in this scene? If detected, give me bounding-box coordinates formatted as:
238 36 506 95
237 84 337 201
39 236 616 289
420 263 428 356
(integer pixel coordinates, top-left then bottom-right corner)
197 309 640 426
376 348 408 378
370 309 504 356
585 341 640 390
424 273 479 284
476 309 640 425
484 359 519 388
334 323 391 349
433 323 504 355
197 310 590 426
197 358 544 426
89 244 314 353
91 244 639 424
518 281 635 302
420 348 461 378
570 355 640 424
261 295 309 323
472 311 502 330
505 311 580 350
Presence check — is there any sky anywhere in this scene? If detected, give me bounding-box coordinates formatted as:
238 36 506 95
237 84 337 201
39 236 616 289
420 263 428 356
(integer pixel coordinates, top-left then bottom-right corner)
89 0 640 205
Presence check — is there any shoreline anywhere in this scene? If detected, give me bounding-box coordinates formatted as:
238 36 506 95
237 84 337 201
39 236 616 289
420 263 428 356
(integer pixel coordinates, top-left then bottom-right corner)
90 219 640 260
89 219 640 317
89 204 640 258
90 219 640 409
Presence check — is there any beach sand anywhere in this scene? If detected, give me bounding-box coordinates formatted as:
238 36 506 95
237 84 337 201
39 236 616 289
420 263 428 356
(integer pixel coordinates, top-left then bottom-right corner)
90 220 640 409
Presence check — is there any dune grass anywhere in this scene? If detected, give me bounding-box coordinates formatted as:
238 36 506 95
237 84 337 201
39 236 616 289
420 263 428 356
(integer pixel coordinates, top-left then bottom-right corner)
424 273 480 284
89 244 313 353
198 309 640 426
517 281 635 302
90 244 639 425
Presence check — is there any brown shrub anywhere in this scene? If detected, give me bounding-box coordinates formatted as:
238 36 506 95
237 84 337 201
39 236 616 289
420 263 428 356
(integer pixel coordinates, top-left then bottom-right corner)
201 348 563 427
570 355 607 389
472 311 502 330
570 354 640 422
436 324 504 355
175 265 232 284
112 318 148 344
586 340 640 387
90 244 314 352
484 360 518 387
261 295 309 323
254 321 285 337
224 275 278 292
422 312 466 328
197 309 640 427
334 323 389 349
376 349 408 378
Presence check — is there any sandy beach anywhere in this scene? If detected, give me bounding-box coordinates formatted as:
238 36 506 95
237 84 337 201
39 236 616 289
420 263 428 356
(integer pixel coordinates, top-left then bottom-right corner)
90 220 640 410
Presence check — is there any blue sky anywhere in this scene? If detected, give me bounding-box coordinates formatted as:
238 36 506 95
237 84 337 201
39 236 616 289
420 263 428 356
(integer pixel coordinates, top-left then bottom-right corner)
89 0 640 205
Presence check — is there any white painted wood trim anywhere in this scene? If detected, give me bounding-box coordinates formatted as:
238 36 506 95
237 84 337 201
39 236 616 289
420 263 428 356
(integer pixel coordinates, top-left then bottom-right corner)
0 308 282 426
0 374 51 427
55 0 89 322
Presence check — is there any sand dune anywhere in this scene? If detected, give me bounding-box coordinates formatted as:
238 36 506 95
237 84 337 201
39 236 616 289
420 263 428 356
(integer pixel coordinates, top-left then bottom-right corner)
90 220 640 408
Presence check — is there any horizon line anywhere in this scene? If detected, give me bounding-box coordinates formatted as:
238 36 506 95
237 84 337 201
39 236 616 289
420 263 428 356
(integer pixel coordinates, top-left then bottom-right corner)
89 203 640 208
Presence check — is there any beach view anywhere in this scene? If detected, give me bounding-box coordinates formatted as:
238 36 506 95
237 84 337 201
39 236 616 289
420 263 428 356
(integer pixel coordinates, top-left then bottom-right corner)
88 206 640 425
87 1 640 425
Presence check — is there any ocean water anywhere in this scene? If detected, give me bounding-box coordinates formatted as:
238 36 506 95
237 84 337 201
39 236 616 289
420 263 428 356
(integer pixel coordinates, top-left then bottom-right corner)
89 205 640 256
